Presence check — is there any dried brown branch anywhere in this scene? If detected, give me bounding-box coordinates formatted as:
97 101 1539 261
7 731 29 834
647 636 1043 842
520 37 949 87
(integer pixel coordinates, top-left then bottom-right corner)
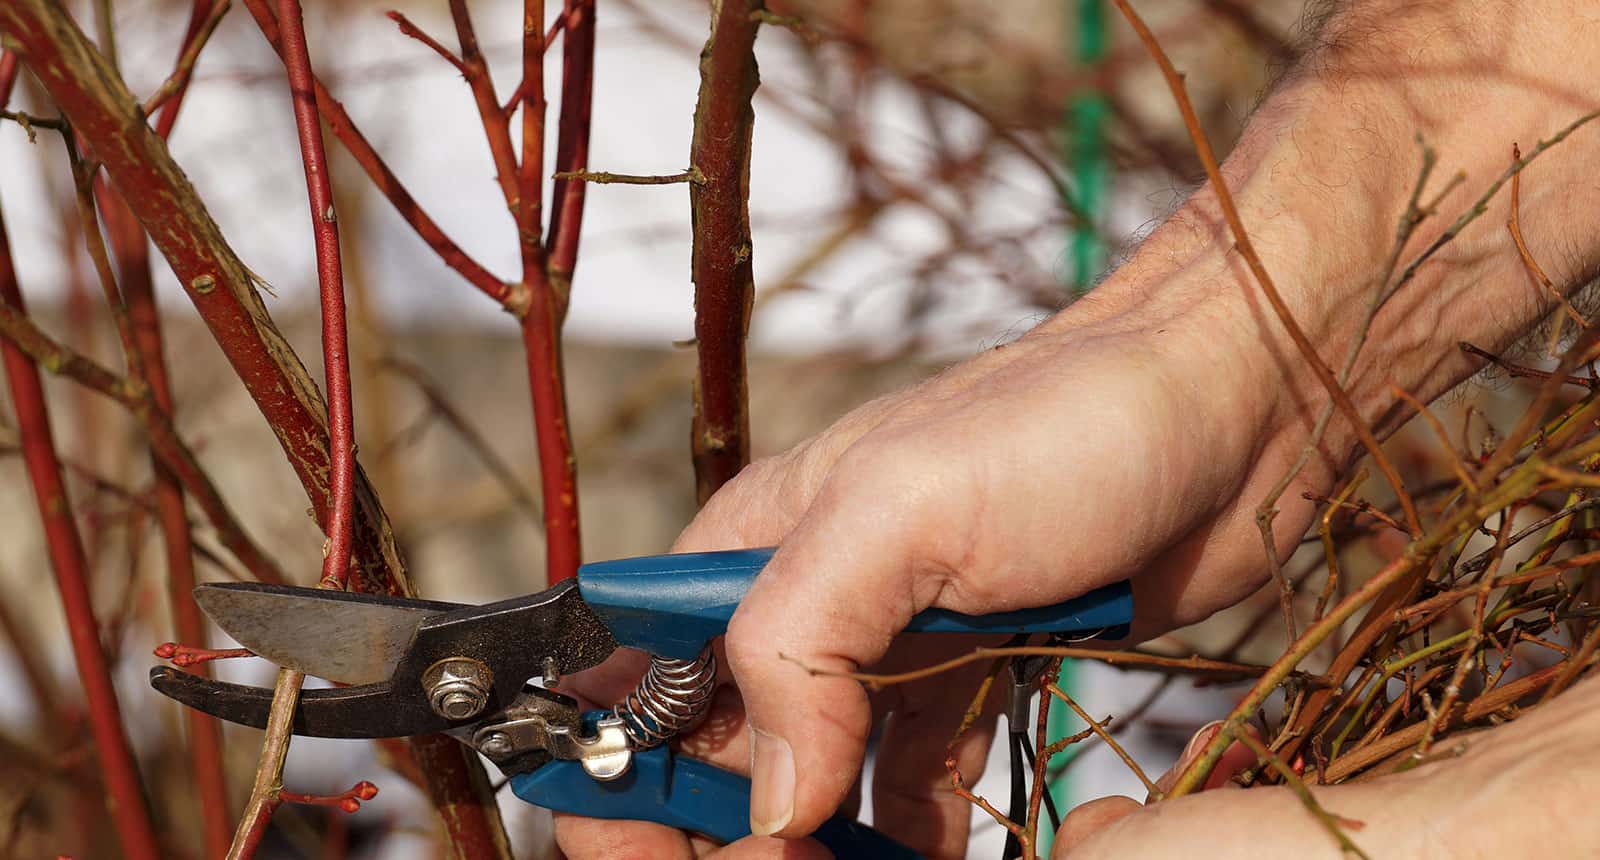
555 168 704 185
1046 683 1158 797
1506 144 1587 349
1233 727 1370 857
1111 0 1421 541
1391 385 1477 492
226 668 303 860
1022 665 1055 859
1459 341 1597 389
1326 663 1562 781
1314 470 1366 623
788 645 1299 688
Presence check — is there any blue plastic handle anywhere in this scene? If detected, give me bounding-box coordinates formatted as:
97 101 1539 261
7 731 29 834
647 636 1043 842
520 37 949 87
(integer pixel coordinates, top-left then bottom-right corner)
513 737 923 858
578 547 1133 660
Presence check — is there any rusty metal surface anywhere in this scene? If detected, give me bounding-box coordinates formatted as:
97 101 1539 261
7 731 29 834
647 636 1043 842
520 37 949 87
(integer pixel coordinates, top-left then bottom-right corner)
196 583 461 685
155 579 618 738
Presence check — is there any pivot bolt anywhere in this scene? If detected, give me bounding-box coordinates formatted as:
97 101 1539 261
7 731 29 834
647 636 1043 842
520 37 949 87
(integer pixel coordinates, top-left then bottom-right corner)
479 731 513 758
423 657 493 720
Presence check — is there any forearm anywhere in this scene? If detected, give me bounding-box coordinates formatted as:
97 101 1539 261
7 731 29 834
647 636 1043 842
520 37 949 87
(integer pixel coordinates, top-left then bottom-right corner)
1046 0 1600 465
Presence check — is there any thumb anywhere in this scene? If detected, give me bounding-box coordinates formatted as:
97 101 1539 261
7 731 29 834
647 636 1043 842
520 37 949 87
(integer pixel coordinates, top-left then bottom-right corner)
721 475 931 838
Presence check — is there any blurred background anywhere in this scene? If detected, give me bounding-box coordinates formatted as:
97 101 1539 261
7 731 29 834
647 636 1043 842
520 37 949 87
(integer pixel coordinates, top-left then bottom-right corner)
0 0 1346 856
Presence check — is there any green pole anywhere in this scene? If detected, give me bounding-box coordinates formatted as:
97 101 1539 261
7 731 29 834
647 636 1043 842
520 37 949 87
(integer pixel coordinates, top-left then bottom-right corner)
1067 0 1109 292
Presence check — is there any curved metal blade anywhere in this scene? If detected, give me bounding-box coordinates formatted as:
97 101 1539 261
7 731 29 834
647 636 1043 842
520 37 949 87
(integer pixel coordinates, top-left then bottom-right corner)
150 667 443 738
195 583 463 685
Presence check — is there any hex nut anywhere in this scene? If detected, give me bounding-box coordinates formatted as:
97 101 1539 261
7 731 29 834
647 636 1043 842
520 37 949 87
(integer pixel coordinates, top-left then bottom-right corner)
423 657 494 721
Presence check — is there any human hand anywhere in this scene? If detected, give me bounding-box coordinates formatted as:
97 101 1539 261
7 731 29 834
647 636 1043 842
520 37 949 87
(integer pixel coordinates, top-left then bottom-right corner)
1056 671 1600 858
558 258 1337 857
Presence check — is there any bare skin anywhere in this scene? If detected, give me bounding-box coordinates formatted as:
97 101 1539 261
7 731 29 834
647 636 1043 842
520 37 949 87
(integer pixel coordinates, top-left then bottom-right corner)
558 2 1600 856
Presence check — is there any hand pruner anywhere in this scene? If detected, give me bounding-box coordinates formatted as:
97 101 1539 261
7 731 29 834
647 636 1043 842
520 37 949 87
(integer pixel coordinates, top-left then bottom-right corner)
151 548 1133 858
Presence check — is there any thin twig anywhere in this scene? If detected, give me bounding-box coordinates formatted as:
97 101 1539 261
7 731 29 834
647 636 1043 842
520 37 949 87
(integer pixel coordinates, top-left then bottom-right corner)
1046 683 1158 797
554 168 704 185
244 0 510 304
1506 143 1587 350
1459 341 1597 389
787 645 1304 688
1393 110 1600 301
1301 491 1408 535
544 0 596 292
1391 385 1477 492
385 10 467 75
1023 659 1060 859
1233 727 1369 857
225 668 303 860
143 0 232 119
1114 0 1422 538
1315 470 1366 623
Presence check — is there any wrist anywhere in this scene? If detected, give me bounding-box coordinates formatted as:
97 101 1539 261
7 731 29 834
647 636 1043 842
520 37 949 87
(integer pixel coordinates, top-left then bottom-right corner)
1065 2 1600 476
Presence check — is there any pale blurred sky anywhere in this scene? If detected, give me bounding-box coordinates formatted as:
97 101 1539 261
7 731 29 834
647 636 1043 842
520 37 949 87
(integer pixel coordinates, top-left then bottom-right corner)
0 0 1098 356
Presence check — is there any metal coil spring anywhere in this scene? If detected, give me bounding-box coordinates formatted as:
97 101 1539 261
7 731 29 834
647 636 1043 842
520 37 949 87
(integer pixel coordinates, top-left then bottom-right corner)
610 649 717 749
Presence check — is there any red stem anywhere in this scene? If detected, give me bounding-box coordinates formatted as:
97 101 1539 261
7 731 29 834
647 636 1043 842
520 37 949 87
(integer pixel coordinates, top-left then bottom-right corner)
519 0 546 262
244 0 509 305
98 175 233 859
0 172 162 860
516 0 581 583
688 0 764 503
153 0 215 139
273 0 355 590
104 16 235 836
545 0 595 285
0 10 513 856
1 0 408 593
518 312 581 582
449 1 522 213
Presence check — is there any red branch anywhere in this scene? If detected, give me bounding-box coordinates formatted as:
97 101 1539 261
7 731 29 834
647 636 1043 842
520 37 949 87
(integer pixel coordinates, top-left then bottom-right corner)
545 0 596 285
385 10 467 75
151 0 223 139
244 0 510 305
0 9 514 855
688 0 764 503
0 155 161 860
98 176 233 858
1 0 406 594
513 0 583 584
104 15 235 835
273 0 356 590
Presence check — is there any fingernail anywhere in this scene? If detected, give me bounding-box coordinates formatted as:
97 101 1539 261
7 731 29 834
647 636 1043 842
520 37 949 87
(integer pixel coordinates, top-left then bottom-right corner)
749 726 795 836
1182 720 1225 761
